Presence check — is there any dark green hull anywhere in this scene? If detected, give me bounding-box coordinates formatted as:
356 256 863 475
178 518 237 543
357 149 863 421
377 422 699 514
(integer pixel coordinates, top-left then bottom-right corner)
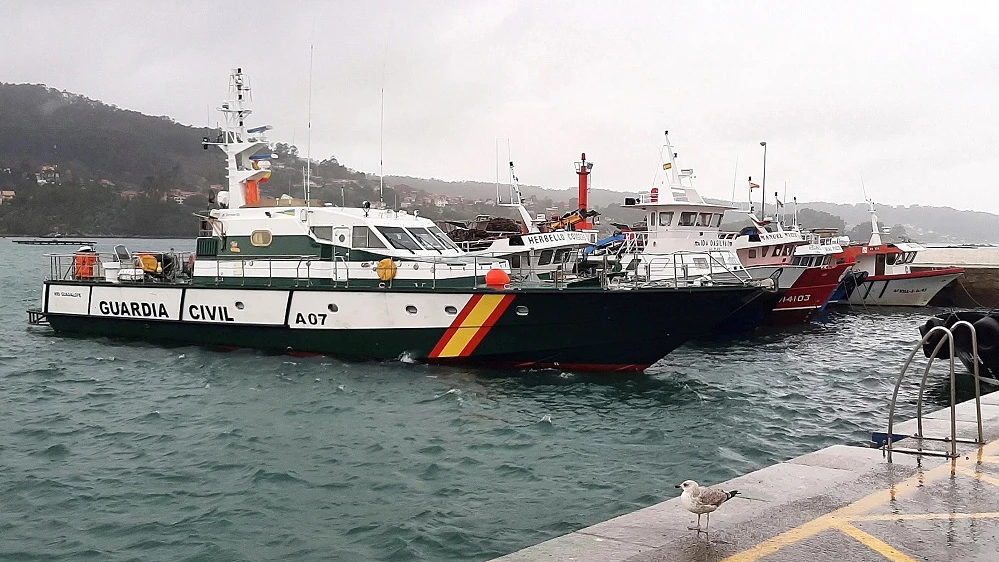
42 283 766 372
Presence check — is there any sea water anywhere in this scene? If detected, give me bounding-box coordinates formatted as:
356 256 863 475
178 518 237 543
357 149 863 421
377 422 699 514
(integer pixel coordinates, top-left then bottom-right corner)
0 238 972 561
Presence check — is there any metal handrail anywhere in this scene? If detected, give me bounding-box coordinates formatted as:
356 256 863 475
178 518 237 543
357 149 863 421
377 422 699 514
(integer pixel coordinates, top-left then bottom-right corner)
885 323 984 462
638 251 754 286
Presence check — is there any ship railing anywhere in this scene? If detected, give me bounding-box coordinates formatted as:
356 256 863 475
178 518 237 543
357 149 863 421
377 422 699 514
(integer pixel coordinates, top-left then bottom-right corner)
203 254 322 287
629 251 755 288
45 250 195 284
49 249 736 291
619 231 649 254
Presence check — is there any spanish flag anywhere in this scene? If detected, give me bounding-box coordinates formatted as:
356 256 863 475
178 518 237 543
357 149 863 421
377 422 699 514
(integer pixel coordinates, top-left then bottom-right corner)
749 181 760 189
663 163 672 170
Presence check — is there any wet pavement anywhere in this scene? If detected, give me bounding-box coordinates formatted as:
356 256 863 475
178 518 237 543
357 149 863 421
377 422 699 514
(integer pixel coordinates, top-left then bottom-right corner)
491 392 999 562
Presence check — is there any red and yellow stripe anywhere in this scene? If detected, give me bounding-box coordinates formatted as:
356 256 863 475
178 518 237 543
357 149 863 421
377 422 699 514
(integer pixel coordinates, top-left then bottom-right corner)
429 294 514 358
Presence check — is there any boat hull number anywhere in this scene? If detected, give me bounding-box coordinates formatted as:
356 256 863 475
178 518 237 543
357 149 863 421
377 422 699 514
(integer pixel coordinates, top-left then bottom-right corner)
295 312 328 326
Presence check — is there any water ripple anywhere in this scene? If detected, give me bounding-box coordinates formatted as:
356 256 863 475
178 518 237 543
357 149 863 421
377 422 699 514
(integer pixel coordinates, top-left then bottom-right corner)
0 239 982 561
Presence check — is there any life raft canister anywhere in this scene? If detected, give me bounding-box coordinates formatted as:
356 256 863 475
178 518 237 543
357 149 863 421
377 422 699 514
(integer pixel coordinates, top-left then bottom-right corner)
376 258 397 281
650 187 659 203
74 251 97 279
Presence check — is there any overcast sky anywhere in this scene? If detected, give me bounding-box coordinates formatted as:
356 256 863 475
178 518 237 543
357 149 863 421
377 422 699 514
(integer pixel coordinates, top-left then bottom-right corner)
3 1 997 212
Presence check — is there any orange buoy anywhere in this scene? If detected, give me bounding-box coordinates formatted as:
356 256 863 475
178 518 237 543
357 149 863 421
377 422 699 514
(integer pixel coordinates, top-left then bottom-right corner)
376 258 397 282
485 268 510 289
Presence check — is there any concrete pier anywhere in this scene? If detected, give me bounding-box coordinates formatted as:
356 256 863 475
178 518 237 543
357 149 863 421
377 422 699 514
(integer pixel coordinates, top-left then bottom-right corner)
913 245 999 308
491 393 999 561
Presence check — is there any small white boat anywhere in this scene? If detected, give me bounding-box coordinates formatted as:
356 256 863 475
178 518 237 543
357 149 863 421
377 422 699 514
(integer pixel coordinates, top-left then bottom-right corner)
835 201 963 306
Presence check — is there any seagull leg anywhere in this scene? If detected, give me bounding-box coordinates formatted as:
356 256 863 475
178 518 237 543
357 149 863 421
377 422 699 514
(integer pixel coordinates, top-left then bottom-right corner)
687 513 702 531
705 512 710 534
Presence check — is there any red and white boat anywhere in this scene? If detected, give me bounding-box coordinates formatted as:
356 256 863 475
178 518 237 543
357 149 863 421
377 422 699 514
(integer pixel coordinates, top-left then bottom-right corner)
834 201 963 306
723 209 852 325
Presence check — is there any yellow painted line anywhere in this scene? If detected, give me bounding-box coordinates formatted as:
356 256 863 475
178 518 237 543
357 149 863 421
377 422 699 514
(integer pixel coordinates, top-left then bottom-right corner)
834 522 919 562
720 518 837 562
722 440 999 561
850 511 999 522
955 465 999 488
436 295 506 357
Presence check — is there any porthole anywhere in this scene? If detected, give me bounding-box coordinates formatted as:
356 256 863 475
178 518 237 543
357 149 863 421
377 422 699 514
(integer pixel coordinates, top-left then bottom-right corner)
249 230 272 247
444 305 458 315
328 304 339 313
413 263 420 270
516 306 529 316
338 234 346 243
235 301 245 310
406 305 418 315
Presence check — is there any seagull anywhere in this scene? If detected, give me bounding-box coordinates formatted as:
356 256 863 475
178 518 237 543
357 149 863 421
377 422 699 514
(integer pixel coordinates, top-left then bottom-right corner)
675 480 738 534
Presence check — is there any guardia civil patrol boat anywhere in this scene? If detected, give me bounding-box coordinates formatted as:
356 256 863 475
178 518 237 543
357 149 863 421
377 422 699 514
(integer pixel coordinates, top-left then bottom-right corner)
26 69 768 372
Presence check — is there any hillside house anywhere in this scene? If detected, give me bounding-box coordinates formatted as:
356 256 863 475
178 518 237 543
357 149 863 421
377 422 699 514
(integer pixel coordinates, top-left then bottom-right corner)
0 190 15 204
36 164 60 185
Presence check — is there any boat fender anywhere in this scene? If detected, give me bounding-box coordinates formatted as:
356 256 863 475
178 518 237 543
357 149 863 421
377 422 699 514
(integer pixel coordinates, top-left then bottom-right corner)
973 316 999 354
376 258 397 282
920 317 951 359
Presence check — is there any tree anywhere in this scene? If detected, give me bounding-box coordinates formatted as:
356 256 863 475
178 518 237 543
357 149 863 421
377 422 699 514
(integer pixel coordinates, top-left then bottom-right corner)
795 208 846 233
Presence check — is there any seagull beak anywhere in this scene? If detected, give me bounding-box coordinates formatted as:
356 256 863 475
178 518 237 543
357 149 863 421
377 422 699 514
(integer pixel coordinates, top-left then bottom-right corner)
674 485 681 489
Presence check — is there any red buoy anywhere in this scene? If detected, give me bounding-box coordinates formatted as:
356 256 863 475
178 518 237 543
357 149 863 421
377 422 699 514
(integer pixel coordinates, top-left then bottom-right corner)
485 268 511 289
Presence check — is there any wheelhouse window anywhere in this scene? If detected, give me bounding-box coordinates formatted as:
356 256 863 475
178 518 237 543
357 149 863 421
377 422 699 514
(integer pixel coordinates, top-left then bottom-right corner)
659 212 673 226
696 213 712 227
407 227 446 251
678 212 697 226
311 226 333 240
250 230 272 247
748 249 757 259
538 249 554 266
376 226 423 251
427 226 460 250
352 226 387 249
712 214 723 227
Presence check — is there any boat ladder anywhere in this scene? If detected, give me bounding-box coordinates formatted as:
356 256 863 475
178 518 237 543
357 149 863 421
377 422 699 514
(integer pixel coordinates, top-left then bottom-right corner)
26 308 48 325
878 321 985 462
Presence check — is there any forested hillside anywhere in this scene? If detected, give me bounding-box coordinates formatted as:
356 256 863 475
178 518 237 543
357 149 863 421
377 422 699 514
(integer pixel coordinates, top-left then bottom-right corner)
0 81 996 241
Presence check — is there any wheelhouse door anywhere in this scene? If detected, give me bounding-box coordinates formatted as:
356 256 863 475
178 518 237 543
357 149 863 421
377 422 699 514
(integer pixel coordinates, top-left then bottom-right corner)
332 227 350 259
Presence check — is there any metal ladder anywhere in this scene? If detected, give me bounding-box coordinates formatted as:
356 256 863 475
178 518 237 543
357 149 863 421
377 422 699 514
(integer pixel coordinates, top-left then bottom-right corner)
883 321 985 462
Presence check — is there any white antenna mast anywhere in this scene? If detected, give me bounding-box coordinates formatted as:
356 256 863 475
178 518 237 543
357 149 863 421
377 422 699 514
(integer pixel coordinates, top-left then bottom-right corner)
495 138 500 204
782 181 788 227
379 87 384 207
306 43 314 212
730 156 739 206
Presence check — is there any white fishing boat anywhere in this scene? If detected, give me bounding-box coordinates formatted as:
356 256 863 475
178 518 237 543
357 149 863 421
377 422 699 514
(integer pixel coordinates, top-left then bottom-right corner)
834 201 963 306
604 132 848 326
